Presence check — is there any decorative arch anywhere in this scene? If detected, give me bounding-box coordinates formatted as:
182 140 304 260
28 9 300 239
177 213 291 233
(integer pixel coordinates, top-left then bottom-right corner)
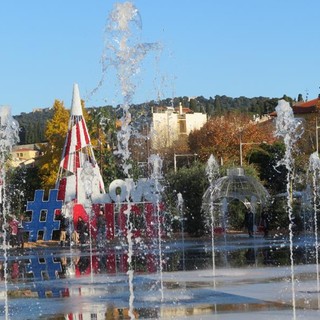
202 168 270 230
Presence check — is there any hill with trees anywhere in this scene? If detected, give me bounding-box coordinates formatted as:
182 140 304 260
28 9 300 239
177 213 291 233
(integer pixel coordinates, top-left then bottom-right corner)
13 94 294 145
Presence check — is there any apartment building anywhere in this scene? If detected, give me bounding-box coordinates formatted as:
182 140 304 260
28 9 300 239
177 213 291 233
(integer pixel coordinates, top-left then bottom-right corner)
151 102 207 149
10 144 42 167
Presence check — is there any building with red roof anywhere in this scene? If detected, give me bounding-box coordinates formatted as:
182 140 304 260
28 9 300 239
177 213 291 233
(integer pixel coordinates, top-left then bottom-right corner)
292 96 320 115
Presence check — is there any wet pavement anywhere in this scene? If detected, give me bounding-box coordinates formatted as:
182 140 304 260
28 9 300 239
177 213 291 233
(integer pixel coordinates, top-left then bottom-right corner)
1 233 320 319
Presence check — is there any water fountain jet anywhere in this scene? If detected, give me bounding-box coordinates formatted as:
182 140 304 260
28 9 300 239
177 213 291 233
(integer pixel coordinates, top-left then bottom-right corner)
0 106 19 320
205 154 220 287
308 151 320 308
98 3 161 318
274 99 304 319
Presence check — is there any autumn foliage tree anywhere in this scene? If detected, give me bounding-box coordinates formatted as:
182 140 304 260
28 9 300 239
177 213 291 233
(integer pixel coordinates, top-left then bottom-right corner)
86 106 121 185
188 112 276 165
38 100 70 191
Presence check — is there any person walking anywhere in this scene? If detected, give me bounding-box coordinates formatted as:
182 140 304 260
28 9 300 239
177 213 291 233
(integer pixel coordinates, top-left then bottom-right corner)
244 207 254 238
59 215 68 247
9 216 19 247
96 210 106 248
77 216 88 245
261 209 270 238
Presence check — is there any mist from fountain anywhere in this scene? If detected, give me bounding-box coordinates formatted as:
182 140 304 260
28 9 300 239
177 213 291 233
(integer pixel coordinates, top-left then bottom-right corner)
149 154 164 301
98 3 161 318
80 160 96 283
250 195 257 239
0 106 20 320
221 197 228 247
205 154 219 287
308 152 320 308
177 192 185 271
274 99 304 319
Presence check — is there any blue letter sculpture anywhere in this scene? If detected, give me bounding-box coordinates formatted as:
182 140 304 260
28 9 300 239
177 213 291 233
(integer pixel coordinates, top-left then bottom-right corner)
24 189 62 241
25 255 62 297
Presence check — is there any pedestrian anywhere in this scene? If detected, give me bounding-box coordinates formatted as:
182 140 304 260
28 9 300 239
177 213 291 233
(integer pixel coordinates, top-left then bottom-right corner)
244 207 254 238
9 216 19 247
96 210 106 248
77 216 88 245
261 209 270 238
72 229 79 246
59 214 68 247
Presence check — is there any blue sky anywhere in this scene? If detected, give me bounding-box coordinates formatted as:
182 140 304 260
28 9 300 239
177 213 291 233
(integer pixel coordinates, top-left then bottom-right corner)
1 0 320 115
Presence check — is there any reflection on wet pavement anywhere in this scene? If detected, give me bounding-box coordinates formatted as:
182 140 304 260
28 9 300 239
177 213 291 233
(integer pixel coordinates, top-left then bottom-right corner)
1 235 320 319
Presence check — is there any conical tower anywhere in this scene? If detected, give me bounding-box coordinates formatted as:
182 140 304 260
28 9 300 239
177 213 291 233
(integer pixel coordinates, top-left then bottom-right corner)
56 83 105 205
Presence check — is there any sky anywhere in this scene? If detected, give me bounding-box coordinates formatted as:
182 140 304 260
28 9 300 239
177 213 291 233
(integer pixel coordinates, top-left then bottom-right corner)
1 0 320 116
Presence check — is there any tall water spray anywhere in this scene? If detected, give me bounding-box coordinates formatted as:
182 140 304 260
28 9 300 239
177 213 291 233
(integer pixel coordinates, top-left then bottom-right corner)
177 192 185 271
205 154 219 288
274 99 304 319
99 3 160 318
80 161 96 283
0 106 19 319
149 154 165 301
221 197 228 254
308 152 320 308
100 2 160 175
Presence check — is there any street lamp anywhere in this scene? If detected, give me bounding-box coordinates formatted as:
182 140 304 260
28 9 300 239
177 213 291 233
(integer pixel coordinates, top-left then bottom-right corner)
240 136 266 166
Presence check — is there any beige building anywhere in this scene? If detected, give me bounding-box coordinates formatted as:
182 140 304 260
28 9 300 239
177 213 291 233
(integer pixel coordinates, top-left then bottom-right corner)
151 102 207 149
10 144 42 167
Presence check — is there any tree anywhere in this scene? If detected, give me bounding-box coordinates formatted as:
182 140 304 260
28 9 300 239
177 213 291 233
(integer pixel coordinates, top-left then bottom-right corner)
188 112 276 165
213 95 223 114
6 166 42 214
14 109 54 144
86 106 120 185
165 162 207 236
248 142 286 194
297 93 304 102
38 100 70 191
189 98 200 112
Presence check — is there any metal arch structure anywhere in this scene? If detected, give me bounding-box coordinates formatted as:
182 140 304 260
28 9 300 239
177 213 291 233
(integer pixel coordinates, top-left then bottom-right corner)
202 167 270 214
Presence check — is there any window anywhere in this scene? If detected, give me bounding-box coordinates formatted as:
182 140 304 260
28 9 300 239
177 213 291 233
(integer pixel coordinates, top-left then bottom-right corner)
179 120 187 134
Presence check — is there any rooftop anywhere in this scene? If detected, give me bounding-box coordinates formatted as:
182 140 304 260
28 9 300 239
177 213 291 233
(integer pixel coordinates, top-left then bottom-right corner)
292 97 320 114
